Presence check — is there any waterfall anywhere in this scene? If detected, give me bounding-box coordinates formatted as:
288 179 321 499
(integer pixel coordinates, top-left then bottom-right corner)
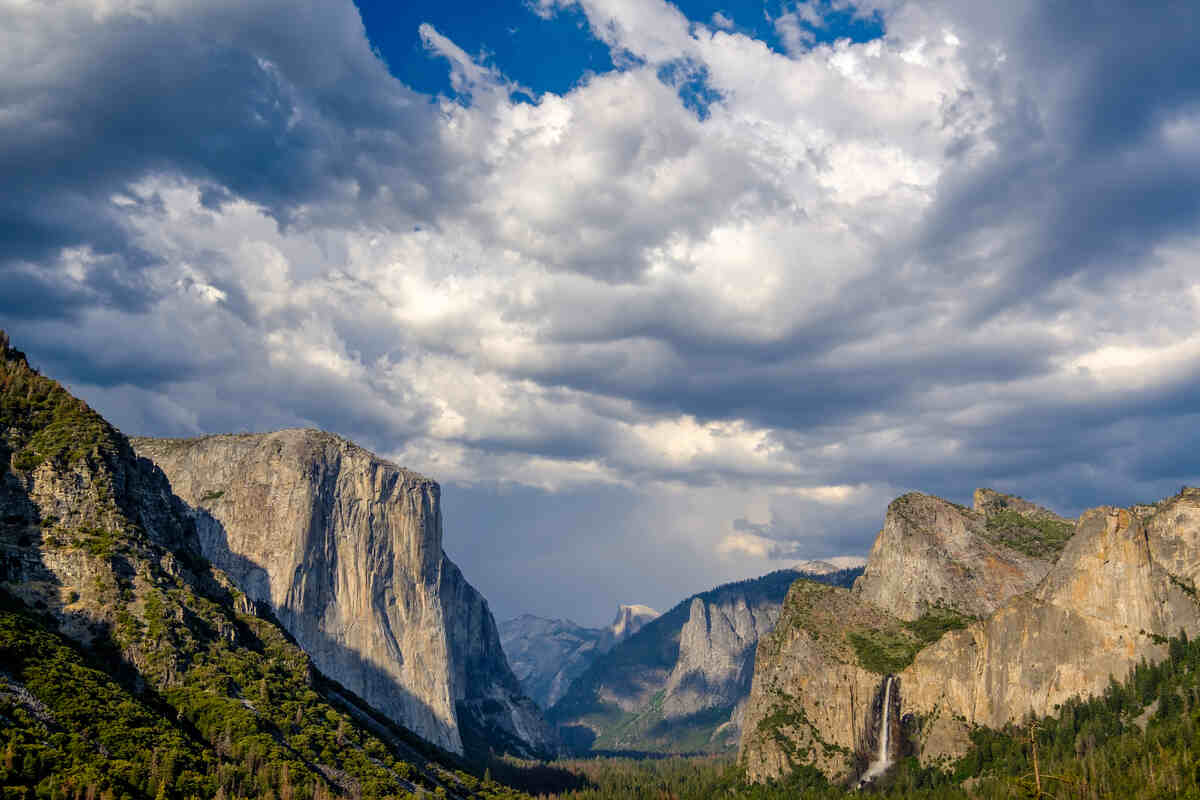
877 676 893 765
857 675 895 789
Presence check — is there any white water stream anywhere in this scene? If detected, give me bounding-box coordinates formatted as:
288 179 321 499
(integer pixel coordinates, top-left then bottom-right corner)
858 676 894 788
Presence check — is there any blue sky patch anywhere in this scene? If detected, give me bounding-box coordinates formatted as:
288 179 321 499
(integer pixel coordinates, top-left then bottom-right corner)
355 0 884 103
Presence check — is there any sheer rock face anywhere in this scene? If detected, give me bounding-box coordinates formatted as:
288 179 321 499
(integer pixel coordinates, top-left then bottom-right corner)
852 492 1059 621
738 582 888 782
901 504 1200 738
547 568 861 754
661 595 778 720
132 430 555 758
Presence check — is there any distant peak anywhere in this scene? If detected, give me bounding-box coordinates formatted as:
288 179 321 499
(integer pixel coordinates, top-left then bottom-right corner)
609 604 659 640
793 556 867 575
617 603 658 617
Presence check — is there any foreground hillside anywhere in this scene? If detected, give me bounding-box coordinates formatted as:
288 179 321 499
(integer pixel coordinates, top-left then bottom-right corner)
0 331 527 799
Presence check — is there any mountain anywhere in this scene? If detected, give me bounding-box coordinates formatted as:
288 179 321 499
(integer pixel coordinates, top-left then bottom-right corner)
548 565 863 755
0 331 524 799
852 490 1070 620
605 604 659 646
500 604 659 709
791 557 867 575
130 430 555 760
738 487 1200 785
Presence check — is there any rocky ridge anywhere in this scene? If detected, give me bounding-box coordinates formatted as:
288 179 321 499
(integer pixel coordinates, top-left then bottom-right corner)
132 431 555 759
739 487 1200 784
851 490 1068 621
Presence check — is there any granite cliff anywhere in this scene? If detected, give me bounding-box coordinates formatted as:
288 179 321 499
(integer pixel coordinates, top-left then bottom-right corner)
739 487 1200 785
550 566 863 754
131 431 555 759
500 604 658 709
852 490 1069 620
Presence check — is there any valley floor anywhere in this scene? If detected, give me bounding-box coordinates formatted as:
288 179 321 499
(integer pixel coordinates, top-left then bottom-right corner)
493 633 1200 799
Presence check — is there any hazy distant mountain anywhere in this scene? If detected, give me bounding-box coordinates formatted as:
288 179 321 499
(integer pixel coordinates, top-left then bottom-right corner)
547 565 863 755
501 603 659 709
791 556 867 575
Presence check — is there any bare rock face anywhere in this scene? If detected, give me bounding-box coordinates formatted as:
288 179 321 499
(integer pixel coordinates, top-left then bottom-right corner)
901 505 1200 745
852 492 1063 621
738 581 906 782
550 567 861 754
661 594 778 720
501 615 606 710
605 604 659 647
132 431 555 758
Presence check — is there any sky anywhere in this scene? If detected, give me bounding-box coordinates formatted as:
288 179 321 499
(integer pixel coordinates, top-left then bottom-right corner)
2 0 1200 627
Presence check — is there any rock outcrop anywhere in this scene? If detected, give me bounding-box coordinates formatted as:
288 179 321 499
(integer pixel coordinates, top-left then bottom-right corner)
740 487 1200 784
605 604 659 647
132 431 555 759
661 594 778 720
551 566 864 754
738 580 911 782
852 492 1067 621
900 502 1200 750
500 604 659 709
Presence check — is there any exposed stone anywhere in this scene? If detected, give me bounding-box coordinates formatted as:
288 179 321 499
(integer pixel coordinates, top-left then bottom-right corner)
738 581 902 782
132 430 555 758
661 594 778 720
551 567 861 754
852 492 1060 621
900 505 1200 741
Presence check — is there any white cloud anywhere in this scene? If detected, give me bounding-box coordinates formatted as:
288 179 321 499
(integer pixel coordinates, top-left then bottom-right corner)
7 0 1200 620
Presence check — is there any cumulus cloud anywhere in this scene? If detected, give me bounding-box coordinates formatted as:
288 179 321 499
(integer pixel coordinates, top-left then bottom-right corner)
4 0 1200 623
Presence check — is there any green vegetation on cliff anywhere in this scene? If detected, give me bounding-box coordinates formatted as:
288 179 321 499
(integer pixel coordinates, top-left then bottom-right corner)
848 607 974 675
1 331 122 473
514 631 1200 799
982 509 1075 559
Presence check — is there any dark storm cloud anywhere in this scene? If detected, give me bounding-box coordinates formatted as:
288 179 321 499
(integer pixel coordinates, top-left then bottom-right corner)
5 0 1200 624
913 0 1200 312
0 0 448 317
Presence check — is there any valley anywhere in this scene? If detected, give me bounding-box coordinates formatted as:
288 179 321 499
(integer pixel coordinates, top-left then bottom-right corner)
5 328 1200 800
